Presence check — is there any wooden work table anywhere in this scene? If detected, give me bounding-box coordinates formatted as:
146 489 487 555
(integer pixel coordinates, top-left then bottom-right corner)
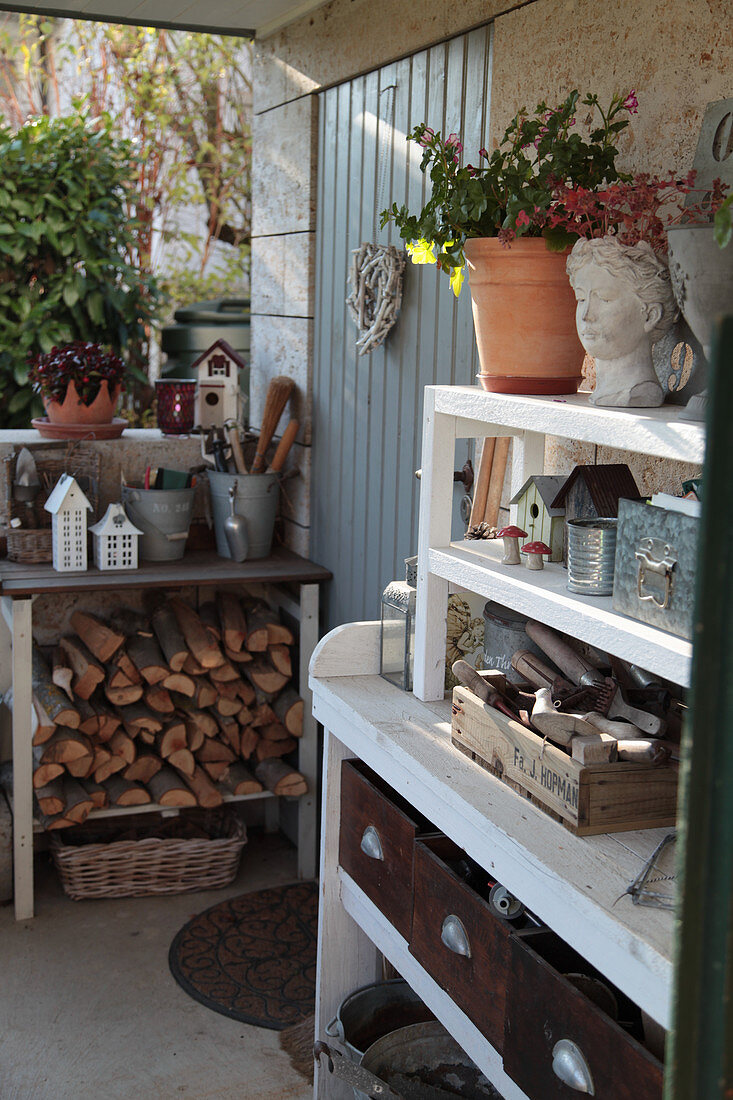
1 547 331 920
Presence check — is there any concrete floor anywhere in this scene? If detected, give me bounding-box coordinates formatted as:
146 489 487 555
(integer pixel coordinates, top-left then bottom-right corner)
0 831 313 1100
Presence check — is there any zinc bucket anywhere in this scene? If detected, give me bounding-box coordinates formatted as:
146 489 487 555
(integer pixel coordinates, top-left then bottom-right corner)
324 979 435 1062
120 485 195 562
566 517 618 596
207 470 279 561
356 1021 495 1100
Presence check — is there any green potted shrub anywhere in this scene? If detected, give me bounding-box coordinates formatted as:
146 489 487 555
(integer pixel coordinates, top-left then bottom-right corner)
29 341 125 436
381 89 638 395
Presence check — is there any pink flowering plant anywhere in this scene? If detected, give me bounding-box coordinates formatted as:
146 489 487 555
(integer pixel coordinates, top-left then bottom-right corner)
381 89 638 294
29 341 125 406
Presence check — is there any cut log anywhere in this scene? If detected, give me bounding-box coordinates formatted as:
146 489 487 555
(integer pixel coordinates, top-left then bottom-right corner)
217 591 247 652
268 644 292 679
108 729 137 766
126 634 168 685
95 706 121 743
61 776 95 823
115 608 153 637
75 697 100 737
255 758 307 797
167 747 195 777
255 736 297 762
200 760 231 783
251 701 277 728
32 695 59 745
239 725 259 760
259 720 293 742
80 779 108 809
70 610 124 663
182 709 218 739
35 778 66 816
236 681 256 707
107 662 135 690
266 619 294 647
169 597 224 669
195 738 236 764
136 729 155 747
105 775 152 807
208 661 239 683
144 685 175 714
225 761 263 796
161 672 195 697
92 745 112 772
59 635 106 700
192 678 217 709
213 678 242 700
115 650 142 685
244 660 289 695
36 811 76 831
184 720 205 753
237 705 254 726
123 754 164 784
183 765 224 808
41 727 93 765
151 604 188 672
273 688 304 737
117 703 163 735
216 715 241 754
51 646 74 701
224 646 253 665
156 720 187 758
65 754 94 779
198 600 222 641
104 677 144 707
32 648 80 729
182 653 206 676
244 606 271 652
33 762 64 789
93 755 127 783
147 766 197 807
215 695 244 718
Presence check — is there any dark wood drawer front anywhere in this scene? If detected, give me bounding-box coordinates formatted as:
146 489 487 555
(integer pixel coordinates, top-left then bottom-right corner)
409 836 512 1052
339 759 426 940
504 932 663 1100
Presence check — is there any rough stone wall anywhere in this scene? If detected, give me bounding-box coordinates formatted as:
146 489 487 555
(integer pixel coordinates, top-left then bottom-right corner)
252 0 727 546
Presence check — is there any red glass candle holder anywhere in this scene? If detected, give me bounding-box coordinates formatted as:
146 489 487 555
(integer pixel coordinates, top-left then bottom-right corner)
155 379 196 435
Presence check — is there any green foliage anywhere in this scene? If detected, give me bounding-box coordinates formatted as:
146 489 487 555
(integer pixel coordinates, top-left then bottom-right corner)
381 89 636 294
0 112 161 425
714 194 733 249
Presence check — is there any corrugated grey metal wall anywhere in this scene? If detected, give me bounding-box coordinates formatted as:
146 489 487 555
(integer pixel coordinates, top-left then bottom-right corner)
313 25 493 630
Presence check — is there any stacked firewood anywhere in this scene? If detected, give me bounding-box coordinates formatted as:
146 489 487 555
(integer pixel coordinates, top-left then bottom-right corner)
28 592 307 830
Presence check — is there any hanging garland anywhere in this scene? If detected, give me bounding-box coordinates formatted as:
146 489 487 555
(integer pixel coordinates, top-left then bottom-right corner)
346 242 406 356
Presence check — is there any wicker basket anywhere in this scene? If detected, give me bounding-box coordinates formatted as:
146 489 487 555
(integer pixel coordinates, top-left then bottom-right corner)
50 810 247 900
2 444 101 563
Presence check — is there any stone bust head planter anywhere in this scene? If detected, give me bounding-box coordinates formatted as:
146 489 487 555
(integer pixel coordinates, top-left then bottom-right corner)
566 237 678 408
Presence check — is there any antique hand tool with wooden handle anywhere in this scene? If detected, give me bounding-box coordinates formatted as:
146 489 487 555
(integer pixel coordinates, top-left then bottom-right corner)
267 418 299 473
525 621 665 736
251 375 295 473
452 659 518 721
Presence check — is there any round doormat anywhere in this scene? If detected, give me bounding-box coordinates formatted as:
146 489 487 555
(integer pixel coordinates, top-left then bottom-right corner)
168 880 318 1030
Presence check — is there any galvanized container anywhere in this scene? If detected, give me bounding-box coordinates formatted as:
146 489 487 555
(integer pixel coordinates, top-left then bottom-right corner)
483 600 546 683
121 485 196 562
207 470 278 561
324 978 434 1062
566 517 618 596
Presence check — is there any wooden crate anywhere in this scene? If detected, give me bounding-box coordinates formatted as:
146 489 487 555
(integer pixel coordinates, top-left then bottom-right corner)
451 685 677 835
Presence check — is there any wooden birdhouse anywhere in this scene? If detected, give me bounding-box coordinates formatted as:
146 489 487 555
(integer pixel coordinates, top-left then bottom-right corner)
44 472 92 572
551 464 642 523
89 502 143 571
192 339 245 430
509 475 566 562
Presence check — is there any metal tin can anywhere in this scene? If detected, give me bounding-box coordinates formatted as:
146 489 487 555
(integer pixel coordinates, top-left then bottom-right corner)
567 517 618 596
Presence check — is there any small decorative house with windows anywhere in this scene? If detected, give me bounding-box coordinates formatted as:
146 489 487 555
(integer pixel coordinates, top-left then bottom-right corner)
509 475 566 562
89 503 143 571
192 338 245 430
44 473 92 573
551 463 642 564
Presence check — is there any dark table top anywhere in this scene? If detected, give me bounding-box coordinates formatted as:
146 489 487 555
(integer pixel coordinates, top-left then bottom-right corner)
0 547 332 597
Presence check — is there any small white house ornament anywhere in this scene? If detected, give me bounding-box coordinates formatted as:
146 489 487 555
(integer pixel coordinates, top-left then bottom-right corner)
192 338 246 429
89 503 143 571
44 472 92 572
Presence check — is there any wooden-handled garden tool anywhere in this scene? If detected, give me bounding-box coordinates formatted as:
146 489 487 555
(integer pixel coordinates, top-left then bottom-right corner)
251 375 295 473
267 419 299 473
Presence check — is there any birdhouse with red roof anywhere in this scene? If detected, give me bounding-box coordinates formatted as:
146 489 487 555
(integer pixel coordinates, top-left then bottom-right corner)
192 339 245 430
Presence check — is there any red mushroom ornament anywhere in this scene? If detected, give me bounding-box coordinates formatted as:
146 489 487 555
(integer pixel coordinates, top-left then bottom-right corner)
496 524 528 565
521 540 552 571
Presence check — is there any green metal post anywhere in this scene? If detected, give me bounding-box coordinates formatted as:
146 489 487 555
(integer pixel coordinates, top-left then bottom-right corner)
667 316 733 1099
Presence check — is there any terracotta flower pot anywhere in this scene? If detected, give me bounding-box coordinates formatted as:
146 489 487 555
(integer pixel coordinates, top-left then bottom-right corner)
44 379 122 425
464 237 584 395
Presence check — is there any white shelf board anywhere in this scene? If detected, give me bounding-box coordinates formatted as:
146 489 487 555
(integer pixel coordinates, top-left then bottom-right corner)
432 386 706 464
30 789 274 831
430 539 692 686
311 628 674 1028
339 871 528 1100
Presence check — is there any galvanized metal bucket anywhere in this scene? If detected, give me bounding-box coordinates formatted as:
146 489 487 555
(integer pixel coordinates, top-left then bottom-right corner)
207 470 279 561
324 978 434 1062
483 600 547 683
120 485 196 562
566 517 618 596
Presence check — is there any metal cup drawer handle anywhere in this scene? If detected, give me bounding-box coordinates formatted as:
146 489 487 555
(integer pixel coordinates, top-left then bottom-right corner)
552 1039 595 1094
359 825 384 861
440 914 472 958
635 537 677 610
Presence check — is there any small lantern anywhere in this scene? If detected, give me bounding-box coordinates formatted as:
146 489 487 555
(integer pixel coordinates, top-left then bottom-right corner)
380 557 417 691
155 378 196 434
89 502 143 571
44 472 92 573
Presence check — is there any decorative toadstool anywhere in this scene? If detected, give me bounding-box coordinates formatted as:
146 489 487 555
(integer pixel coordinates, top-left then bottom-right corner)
521 540 552 570
496 524 528 565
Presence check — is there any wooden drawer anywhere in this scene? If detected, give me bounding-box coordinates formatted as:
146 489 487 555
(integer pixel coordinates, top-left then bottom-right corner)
409 836 513 1053
338 759 435 940
504 931 663 1100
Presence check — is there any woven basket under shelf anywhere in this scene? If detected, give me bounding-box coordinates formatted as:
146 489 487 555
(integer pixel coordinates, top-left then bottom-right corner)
2 444 101 563
50 811 247 900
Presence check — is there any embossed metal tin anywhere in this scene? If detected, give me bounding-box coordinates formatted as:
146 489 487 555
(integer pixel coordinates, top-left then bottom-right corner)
566 518 618 596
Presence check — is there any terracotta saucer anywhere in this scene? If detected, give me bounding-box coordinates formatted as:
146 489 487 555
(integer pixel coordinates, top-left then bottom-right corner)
32 417 127 440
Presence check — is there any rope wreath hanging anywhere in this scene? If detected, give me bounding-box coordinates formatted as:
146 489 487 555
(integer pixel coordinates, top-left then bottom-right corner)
346 84 406 356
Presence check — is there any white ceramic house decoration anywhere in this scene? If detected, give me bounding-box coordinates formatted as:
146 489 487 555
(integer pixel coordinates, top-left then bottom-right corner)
192 338 245 430
44 472 92 573
89 502 143 571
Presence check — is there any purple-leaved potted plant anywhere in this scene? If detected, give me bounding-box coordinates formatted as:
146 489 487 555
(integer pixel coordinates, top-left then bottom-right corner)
29 341 125 432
